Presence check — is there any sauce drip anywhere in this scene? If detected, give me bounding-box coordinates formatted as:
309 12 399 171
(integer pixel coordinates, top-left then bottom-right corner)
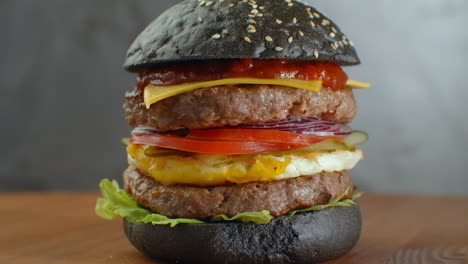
138 59 348 91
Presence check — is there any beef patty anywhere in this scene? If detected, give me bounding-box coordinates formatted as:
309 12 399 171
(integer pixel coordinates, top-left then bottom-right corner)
123 166 354 219
124 85 357 130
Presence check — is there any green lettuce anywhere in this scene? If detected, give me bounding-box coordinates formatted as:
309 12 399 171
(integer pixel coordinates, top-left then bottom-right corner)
96 179 203 227
96 179 362 227
287 187 362 217
211 210 273 224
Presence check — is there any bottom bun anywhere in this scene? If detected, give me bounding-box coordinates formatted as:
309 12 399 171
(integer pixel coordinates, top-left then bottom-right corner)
123 205 361 264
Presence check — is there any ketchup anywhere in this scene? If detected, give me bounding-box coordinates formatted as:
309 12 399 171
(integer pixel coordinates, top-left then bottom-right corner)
138 59 348 91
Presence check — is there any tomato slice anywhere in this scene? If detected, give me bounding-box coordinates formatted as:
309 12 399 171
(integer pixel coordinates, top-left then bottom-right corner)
130 133 301 155
187 129 338 145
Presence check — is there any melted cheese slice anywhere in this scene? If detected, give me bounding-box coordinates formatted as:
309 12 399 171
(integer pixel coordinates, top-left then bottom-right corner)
346 80 371 89
144 78 322 109
144 78 370 108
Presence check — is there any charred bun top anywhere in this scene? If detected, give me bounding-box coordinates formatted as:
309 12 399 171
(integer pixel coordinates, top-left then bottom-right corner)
124 0 360 72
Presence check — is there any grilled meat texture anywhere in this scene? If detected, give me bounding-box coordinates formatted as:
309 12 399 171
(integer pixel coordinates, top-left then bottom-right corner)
123 166 354 219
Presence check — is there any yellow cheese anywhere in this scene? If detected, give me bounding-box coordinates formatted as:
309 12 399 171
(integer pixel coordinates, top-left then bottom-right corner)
143 78 370 108
346 80 371 89
144 78 322 108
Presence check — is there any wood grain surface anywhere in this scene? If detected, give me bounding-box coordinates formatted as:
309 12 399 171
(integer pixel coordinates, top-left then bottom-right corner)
0 193 467 264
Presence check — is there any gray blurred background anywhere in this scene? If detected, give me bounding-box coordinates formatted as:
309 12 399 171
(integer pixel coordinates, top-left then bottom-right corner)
1 0 467 194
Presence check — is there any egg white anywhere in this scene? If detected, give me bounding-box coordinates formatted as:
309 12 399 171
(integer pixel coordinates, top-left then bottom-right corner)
273 149 363 180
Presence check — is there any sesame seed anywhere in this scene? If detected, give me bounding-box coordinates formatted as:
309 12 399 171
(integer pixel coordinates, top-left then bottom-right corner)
314 50 319 58
211 33 221 39
222 29 229 34
330 32 336 37
299 30 304 36
229 3 234 7
330 43 337 50
257 13 263 17
288 3 293 6
259 6 264 10
248 14 256 17
244 36 252 43
249 3 258 8
310 20 315 27
276 19 283 24
251 9 259 14
349 40 355 46
288 36 293 43
247 25 256 33
322 19 330 26
343 38 349 45
265 36 273 41
205 1 213 6
275 46 284 51
306 8 311 11
332 27 338 33
248 19 257 24
219 0 224 2
200 0 206 5
285 0 292 2
242 0 248 2
197 17 203 23
314 13 320 18
293 17 298 24
338 41 344 47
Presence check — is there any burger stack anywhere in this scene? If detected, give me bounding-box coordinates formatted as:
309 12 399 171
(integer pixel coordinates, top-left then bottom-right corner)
96 1 370 263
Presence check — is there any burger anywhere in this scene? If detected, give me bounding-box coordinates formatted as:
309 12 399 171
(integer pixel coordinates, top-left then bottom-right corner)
96 0 370 263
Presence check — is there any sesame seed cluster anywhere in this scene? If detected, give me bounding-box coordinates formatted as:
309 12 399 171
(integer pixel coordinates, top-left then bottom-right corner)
124 0 360 72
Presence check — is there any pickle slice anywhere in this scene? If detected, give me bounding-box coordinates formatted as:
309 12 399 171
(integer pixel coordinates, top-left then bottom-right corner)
143 146 191 158
343 131 368 147
121 137 130 146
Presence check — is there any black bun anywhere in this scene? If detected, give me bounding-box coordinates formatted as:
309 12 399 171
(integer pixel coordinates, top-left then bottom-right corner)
124 0 360 72
123 205 361 264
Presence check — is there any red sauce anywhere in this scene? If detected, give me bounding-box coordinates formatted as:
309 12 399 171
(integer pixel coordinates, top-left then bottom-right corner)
138 59 348 91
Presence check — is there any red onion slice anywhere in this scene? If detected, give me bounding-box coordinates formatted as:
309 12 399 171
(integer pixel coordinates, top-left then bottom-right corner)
132 126 189 136
233 117 352 136
132 117 352 137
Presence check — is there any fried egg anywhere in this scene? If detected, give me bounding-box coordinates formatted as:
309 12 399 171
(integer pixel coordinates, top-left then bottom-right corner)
127 144 363 186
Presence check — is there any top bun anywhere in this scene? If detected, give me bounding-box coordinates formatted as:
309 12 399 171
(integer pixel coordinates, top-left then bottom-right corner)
124 0 360 72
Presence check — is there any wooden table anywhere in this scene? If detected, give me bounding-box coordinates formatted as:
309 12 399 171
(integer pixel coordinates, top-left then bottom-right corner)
1 193 467 264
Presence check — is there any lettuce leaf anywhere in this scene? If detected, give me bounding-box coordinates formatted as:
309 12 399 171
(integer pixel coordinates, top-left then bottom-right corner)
287 187 363 217
211 210 273 224
95 179 150 223
141 214 203 227
96 179 362 227
96 179 203 227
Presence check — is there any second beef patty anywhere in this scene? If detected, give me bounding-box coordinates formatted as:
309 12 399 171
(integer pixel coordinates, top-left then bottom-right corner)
123 166 354 219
